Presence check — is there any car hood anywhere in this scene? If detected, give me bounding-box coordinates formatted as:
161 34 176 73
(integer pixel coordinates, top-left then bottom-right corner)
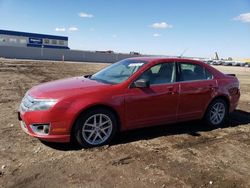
28 77 110 99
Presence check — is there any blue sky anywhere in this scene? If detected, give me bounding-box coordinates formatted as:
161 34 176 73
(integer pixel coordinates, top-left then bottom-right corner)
0 0 249 58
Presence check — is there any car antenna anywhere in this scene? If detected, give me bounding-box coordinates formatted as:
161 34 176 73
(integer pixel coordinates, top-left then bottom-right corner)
178 48 188 58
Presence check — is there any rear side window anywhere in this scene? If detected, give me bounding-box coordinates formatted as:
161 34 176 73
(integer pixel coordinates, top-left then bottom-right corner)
178 63 213 81
205 69 213 80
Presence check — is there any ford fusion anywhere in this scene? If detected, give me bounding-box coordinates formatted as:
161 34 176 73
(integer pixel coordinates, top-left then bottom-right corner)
18 58 240 148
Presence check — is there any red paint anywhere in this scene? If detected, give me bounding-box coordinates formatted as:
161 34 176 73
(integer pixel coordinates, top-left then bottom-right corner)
18 58 240 142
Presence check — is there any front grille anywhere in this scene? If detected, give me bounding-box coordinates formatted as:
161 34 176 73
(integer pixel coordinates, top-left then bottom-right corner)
20 94 35 112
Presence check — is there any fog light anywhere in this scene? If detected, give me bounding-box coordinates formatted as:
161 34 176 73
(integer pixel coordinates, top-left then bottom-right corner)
31 124 50 135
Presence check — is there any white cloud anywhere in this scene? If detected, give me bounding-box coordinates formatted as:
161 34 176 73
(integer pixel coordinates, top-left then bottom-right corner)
234 12 250 23
55 27 79 32
150 22 173 29
68 27 78 32
153 33 161 37
78 12 93 18
55 27 66 32
112 34 117 38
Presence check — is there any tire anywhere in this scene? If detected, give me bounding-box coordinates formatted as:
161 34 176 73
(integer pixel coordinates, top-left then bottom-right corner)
73 108 118 148
205 98 228 128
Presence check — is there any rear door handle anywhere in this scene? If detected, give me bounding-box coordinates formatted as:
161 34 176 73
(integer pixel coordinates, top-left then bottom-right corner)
208 84 218 90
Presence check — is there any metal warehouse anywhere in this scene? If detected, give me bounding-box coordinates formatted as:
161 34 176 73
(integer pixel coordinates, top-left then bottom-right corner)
0 29 140 62
0 29 69 49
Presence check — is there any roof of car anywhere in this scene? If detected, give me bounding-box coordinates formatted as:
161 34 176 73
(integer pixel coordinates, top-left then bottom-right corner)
127 56 225 79
128 56 202 63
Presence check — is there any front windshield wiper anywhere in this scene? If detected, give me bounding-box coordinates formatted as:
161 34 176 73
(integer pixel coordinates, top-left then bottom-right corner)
84 74 92 78
89 77 115 84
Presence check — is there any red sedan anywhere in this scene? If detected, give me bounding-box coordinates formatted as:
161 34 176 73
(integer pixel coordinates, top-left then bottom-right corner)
18 57 240 148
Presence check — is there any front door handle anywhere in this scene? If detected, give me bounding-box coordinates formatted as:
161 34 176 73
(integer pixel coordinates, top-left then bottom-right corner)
165 86 177 95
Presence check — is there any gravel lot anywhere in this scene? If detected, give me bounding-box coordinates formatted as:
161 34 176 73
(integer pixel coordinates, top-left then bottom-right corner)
0 60 250 188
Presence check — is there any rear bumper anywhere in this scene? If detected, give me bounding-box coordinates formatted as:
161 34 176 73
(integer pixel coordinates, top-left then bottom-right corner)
229 100 239 113
229 92 240 113
18 111 71 143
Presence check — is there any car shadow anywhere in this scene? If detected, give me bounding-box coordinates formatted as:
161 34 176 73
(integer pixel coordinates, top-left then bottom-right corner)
41 109 250 151
40 140 83 151
112 109 250 146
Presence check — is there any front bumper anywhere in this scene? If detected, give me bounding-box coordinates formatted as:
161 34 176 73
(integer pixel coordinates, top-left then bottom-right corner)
18 111 71 143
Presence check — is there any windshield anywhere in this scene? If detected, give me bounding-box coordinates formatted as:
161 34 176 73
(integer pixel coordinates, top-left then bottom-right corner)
90 59 147 84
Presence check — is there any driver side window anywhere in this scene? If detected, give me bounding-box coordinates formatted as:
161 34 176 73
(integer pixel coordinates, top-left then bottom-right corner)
138 62 175 85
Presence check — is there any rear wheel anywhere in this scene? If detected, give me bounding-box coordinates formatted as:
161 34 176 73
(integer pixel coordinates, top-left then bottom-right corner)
205 98 228 128
74 109 117 148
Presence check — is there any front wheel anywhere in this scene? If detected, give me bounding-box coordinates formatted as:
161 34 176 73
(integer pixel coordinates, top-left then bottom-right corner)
205 99 228 128
74 109 117 148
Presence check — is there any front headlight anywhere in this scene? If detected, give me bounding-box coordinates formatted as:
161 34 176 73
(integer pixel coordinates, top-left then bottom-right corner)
29 99 58 111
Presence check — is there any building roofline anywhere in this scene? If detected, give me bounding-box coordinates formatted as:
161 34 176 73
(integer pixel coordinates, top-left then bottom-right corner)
0 29 68 41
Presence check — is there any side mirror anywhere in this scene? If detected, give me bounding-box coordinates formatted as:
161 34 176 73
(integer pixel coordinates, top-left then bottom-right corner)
133 79 150 88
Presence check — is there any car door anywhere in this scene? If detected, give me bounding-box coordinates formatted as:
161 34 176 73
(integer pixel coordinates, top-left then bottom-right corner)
125 62 179 128
177 62 217 121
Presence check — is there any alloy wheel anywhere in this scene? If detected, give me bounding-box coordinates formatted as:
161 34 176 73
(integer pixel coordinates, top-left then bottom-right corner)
82 114 113 145
209 102 226 125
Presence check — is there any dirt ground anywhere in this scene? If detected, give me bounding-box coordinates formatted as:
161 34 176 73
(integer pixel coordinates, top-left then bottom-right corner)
0 59 250 188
